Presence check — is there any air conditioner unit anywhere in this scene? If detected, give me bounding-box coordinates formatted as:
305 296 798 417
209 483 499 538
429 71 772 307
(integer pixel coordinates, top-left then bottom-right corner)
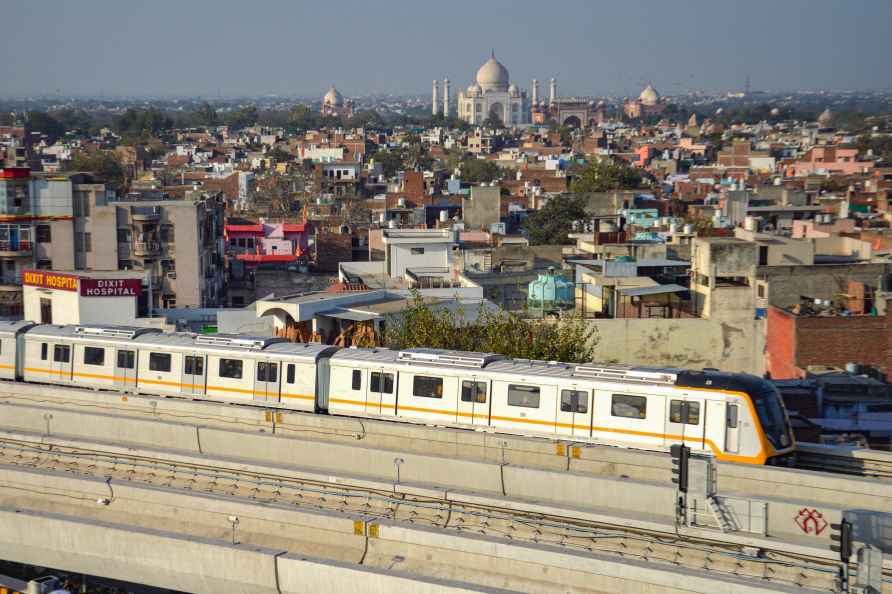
167 272 177 279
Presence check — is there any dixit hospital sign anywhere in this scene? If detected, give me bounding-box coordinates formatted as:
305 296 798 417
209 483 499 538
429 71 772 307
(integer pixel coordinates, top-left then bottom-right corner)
23 270 141 298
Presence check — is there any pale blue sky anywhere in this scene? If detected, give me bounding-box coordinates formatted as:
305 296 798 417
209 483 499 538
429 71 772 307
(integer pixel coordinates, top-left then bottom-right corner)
3 0 889 97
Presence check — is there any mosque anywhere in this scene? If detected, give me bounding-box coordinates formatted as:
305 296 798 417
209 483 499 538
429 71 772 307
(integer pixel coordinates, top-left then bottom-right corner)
622 84 667 119
433 52 606 128
321 86 354 119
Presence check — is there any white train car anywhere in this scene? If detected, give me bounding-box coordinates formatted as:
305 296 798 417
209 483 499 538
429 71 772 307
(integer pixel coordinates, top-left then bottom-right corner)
22 325 162 388
0 321 36 381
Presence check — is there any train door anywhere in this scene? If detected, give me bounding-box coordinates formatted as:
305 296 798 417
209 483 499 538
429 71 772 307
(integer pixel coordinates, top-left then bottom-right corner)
556 387 591 437
115 348 137 389
457 377 488 426
50 342 72 380
181 353 206 396
254 359 280 402
315 358 331 412
369 369 395 415
665 395 706 451
724 402 740 453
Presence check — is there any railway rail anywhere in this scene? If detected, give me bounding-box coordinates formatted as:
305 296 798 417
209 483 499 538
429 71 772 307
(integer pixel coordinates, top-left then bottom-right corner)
0 435 882 593
795 442 892 480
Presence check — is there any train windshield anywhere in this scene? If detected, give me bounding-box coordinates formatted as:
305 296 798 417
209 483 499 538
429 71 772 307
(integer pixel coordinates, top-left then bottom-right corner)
750 384 791 450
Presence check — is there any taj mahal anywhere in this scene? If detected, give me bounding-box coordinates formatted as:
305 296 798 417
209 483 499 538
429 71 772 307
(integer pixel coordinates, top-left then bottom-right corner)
433 52 603 128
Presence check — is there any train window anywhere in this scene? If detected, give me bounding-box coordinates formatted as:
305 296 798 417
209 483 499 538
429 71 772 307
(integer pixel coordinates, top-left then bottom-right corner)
726 404 739 428
461 381 487 404
41 343 48 360
149 352 171 373
185 356 204 376
351 369 362 390
53 344 70 363
219 358 243 379
83 346 105 366
507 385 540 409
286 364 295 384
256 362 277 382
370 372 394 394
413 375 443 399
612 395 647 419
117 350 135 369
669 400 700 425
560 390 588 414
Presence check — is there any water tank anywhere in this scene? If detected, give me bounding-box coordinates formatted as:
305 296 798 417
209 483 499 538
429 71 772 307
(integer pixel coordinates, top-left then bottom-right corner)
527 267 574 312
744 216 758 231
845 362 861 375
599 221 617 232
387 219 397 229
439 210 449 223
397 197 407 208
683 224 694 234
669 222 679 233
378 213 385 223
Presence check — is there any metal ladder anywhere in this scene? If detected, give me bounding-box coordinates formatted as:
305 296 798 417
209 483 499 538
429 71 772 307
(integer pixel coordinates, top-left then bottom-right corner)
706 496 736 532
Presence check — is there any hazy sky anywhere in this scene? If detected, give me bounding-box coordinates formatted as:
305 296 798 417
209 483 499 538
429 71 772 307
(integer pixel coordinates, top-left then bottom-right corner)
4 0 890 98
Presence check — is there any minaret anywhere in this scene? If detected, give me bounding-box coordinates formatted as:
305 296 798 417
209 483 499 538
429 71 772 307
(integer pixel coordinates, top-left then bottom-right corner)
443 78 451 118
432 80 440 116
531 79 539 105
549 78 556 106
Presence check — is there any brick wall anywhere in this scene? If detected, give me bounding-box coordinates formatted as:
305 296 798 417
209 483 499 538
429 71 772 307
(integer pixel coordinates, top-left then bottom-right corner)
767 303 892 379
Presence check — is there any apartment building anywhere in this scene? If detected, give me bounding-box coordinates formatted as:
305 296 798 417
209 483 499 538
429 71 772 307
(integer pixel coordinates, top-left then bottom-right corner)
0 167 226 314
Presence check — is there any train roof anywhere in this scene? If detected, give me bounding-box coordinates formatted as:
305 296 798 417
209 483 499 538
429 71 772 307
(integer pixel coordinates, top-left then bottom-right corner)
0 320 36 337
25 324 161 342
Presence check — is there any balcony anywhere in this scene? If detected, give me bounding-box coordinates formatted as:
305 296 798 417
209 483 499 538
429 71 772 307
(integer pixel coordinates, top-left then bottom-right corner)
0 240 32 257
133 241 161 257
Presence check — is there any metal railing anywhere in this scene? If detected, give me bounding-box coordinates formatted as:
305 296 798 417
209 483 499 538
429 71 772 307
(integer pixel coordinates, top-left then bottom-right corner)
0 240 31 252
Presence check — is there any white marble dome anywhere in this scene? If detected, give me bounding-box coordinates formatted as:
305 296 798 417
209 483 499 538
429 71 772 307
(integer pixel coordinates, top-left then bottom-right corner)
323 86 343 106
508 83 519 97
466 83 482 97
476 54 510 92
639 84 660 106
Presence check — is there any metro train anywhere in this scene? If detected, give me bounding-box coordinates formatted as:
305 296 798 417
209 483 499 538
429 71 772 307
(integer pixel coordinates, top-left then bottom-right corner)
0 322 796 465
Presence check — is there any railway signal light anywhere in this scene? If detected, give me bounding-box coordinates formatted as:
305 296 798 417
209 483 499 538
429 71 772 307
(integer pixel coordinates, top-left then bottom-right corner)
829 518 854 562
670 444 690 493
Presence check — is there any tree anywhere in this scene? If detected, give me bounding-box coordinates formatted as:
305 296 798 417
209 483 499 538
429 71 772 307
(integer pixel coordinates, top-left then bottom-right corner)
372 149 405 178
460 158 501 183
64 151 126 189
384 291 596 364
195 102 218 127
346 109 384 130
114 108 173 140
288 104 319 130
50 108 93 132
482 114 503 129
522 194 588 245
558 125 573 147
570 159 642 193
26 111 66 142
227 105 259 130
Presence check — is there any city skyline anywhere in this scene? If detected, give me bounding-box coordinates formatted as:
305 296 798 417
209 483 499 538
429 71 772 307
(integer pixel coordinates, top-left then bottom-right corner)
4 0 891 98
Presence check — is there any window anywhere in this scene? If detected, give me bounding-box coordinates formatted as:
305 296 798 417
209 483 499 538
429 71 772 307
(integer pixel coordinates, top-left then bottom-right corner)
117 350 135 369
83 232 92 252
184 356 204 376
219 358 243 379
669 400 701 425
370 372 394 394
117 228 131 243
53 344 70 363
413 375 443 399
461 381 487 404
160 225 174 243
726 404 739 429
41 343 48 361
612 395 647 419
410 247 425 255
351 369 362 390
507 385 540 408
149 352 171 372
560 390 588 414
83 346 105 366
257 362 277 382
286 364 295 384
36 225 51 243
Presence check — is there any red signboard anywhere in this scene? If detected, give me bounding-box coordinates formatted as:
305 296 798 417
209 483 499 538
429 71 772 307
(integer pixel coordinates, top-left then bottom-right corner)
22 269 78 292
79 278 142 298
